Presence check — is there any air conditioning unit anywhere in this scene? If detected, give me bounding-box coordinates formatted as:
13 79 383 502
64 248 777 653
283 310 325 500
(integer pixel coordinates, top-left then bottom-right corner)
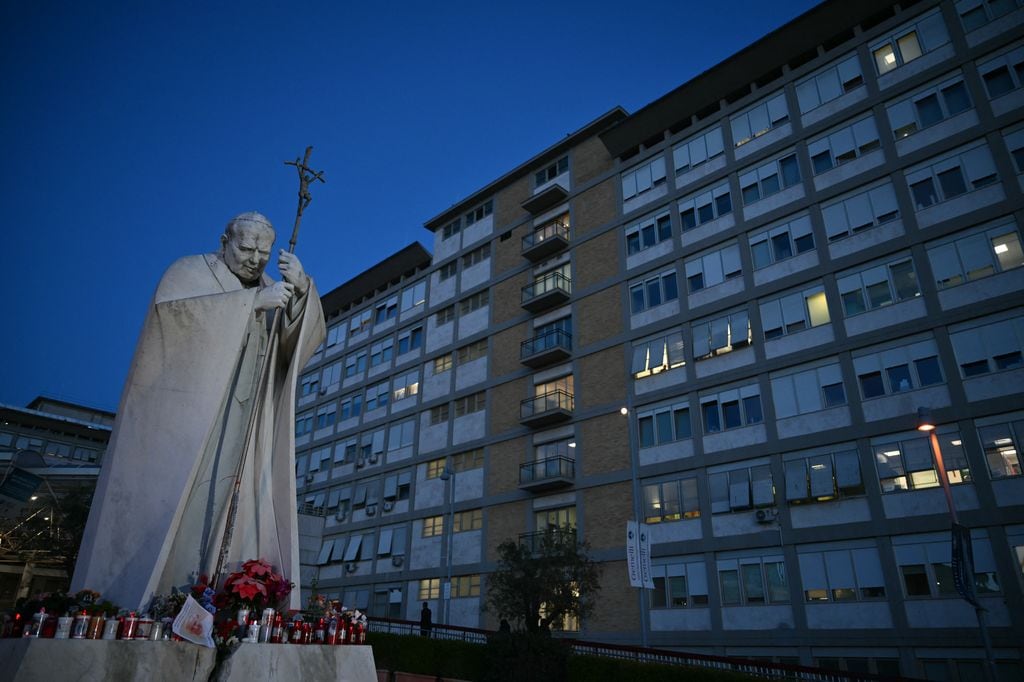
345 562 358 573
382 501 394 513
355 458 365 469
755 508 778 524
334 510 347 521
365 504 377 516
391 555 404 567
369 454 379 464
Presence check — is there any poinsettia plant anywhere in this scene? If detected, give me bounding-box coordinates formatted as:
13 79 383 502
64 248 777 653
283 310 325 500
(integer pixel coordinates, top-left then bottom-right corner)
214 559 293 613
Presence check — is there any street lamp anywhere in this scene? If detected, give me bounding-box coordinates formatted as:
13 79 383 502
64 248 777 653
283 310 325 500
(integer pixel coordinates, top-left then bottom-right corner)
438 464 455 626
916 407 998 681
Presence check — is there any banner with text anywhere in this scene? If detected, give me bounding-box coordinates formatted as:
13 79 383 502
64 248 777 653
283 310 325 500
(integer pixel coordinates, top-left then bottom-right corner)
626 521 641 588
638 522 654 588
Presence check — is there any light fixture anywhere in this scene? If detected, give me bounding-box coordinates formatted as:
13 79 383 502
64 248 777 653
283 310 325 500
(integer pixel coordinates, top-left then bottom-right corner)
567 442 576 448
994 243 1009 254
916 407 935 432
620 407 629 416
30 496 38 501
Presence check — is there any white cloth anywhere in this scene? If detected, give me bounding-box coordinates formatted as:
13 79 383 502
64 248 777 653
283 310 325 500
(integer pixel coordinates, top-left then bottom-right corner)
72 253 324 611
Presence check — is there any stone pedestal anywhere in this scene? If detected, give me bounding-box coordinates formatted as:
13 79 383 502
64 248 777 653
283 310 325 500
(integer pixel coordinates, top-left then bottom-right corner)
0 639 376 682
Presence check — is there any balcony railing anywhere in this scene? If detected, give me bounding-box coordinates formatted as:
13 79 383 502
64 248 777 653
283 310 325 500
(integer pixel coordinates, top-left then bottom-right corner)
521 220 569 261
517 527 577 554
520 329 572 368
520 388 574 427
519 455 575 491
521 271 572 312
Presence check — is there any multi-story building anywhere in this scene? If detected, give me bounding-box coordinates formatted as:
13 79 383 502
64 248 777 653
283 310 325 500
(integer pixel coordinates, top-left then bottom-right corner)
296 0 1024 677
0 397 112 606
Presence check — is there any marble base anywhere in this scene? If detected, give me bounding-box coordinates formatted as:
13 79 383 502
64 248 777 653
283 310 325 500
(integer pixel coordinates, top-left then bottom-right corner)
0 639 376 682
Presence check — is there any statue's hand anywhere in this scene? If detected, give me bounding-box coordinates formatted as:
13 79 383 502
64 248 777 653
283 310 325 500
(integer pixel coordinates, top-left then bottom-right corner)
278 250 310 297
255 281 294 311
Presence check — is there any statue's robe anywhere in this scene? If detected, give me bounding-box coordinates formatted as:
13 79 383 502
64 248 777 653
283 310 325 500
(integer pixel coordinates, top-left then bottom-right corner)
72 253 325 611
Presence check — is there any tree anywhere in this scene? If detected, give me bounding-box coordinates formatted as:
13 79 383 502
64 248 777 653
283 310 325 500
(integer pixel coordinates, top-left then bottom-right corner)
485 528 601 633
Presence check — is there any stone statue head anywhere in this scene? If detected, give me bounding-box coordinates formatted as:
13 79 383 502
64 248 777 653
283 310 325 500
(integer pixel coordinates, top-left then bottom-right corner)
220 211 276 285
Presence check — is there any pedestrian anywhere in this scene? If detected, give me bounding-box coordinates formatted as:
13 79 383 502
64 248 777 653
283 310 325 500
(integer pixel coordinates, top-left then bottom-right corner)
420 602 432 637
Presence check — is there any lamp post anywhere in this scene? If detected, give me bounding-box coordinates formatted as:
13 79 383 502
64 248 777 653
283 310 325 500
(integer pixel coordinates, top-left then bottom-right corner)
438 464 455 626
916 408 998 682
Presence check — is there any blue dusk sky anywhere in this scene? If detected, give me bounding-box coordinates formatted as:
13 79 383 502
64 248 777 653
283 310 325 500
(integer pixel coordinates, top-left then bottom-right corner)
2 0 821 412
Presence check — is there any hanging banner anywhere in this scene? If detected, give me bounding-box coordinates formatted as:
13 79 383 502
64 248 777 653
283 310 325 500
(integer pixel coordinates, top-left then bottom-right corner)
626 521 641 588
951 523 979 607
638 523 655 589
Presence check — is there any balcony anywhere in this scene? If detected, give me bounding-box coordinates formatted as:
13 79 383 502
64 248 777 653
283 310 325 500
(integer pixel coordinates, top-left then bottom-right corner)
520 389 574 427
520 329 572 368
519 455 575 492
518 527 577 554
521 220 569 262
521 183 568 215
521 271 572 313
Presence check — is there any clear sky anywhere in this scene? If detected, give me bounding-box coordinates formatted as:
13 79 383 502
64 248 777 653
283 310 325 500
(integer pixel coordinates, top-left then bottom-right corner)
2 0 821 412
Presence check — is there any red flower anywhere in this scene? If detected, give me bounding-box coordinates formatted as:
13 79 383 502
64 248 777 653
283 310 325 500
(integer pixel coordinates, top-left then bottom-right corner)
229 575 267 602
241 559 273 578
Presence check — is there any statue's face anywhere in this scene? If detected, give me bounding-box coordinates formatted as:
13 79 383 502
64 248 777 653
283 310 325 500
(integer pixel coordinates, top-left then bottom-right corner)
221 223 274 284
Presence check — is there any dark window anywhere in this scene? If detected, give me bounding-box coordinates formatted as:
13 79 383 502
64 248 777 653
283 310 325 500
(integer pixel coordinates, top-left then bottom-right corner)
722 400 742 429
887 364 914 392
822 382 846 407
812 151 833 174
772 233 793 261
780 155 801 187
914 93 943 128
703 403 721 433
937 167 967 199
743 396 763 424
697 201 715 223
911 179 938 208
860 371 886 398
688 273 704 292
902 565 931 596
994 351 1024 370
915 356 944 386
794 232 814 253
962 360 990 376
715 192 732 216
657 215 672 241
674 408 691 439
681 208 697 230
941 82 971 115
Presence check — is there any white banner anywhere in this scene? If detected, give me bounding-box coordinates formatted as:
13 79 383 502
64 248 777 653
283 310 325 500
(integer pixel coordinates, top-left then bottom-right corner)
626 520 641 588
638 523 654 589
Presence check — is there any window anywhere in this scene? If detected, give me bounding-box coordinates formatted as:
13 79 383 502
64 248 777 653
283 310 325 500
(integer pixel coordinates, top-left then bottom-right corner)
369 338 394 367
749 214 814 269
978 417 1024 478
400 280 426 311
808 116 880 174
632 331 685 379
425 458 446 479
894 532 999 598
798 546 886 602
871 11 949 75
387 419 415 452
1007 128 1024 173
321 361 342 392
874 431 970 492
326 323 344 348
629 269 679 314
739 152 801 205
821 181 900 242
454 391 485 417
374 295 398 325
452 447 484 472
364 380 390 412
906 143 999 210
650 559 709 608
730 92 789 147
422 516 444 538
300 372 320 397
451 574 481 598
853 337 945 397
307 446 331 473
888 74 973 139
439 261 457 281
957 0 1024 32
949 313 1024 377
771 361 846 418
643 477 700 523
432 352 453 374
465 199 493 226
457 339 487 364
928 220 1024 288
315 403 337 429
435 304 455 325
709 462 774 512
678 181 732 231
701 385 762 434
459 290 489 315
462 243 491 268
344 351 367 378
340 392 363 420
442 218 461 240
453 509 483 532
397 325 424 355
625 209 672 256
672 126 725 174
718 557 789 605
978 44 1024 99
536 505 576 532
392 369 420 402
837 257 920 316
418 578 440 600
621 156 667 202
796 53 864 113
350 308 372 335
692 309 750 359
637 402 691 448
535 156 569 186
685 243 742 293
785 449 863 502
429 404 450 425
295 411 313 437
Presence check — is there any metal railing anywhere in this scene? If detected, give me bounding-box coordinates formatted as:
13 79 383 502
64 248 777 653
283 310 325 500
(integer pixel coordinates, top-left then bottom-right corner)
521 220 569 253
519 456 575 485
519 389 574 420
521 271 572 303
520 328 572 360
